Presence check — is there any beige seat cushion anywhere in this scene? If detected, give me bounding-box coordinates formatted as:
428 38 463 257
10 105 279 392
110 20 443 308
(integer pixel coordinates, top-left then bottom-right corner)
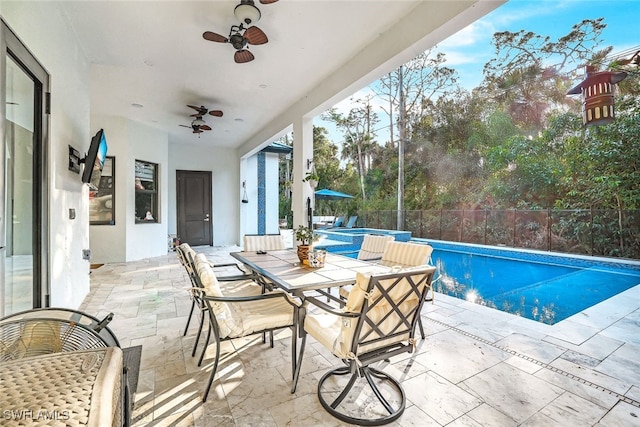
308 268 433 359
380 241 433 268
243 234 286 252
357 235 394 261
194 254 297 339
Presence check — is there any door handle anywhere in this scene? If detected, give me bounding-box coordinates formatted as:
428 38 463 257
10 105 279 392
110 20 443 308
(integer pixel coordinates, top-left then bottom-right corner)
204 214 210 222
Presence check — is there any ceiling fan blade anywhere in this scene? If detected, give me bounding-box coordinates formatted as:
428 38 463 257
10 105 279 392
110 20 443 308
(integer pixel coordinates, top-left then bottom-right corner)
193 129 203 134
234 49 255 63
244 26 268 45
260 0 279 4
187 105 208 116
209 110 223 117
200 125 212 131
203 31 228 43
179 124 191 128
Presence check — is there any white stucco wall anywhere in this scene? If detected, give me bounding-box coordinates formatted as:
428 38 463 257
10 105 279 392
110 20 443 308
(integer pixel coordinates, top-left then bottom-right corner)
1 3 92 308
167 142 240 246
89 115 169 263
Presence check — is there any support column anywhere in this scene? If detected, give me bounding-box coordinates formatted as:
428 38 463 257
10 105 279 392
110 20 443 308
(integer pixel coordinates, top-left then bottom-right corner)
292 116 314 238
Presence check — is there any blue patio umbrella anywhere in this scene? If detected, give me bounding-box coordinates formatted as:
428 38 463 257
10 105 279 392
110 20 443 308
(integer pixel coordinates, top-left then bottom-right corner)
314 188 354 200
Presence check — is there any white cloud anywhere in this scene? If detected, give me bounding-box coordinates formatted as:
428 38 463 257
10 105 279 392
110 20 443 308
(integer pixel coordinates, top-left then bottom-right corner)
438 20 495 49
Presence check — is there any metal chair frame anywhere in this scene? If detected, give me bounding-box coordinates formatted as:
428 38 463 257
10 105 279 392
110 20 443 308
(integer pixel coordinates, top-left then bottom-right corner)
292 267 436 425
177 244 253 336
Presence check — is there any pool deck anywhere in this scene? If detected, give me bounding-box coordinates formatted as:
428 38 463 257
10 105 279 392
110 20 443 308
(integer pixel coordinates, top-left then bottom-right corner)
81 237 640 426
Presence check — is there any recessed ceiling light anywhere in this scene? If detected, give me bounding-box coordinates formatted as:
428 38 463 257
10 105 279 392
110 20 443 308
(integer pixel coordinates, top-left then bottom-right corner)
131 103 144 108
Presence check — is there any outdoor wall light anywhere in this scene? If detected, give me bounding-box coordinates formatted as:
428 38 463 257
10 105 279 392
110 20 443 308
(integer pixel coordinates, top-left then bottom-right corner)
241 181 249 203
567 65 627 127
234 0 261 25
306 158 313 169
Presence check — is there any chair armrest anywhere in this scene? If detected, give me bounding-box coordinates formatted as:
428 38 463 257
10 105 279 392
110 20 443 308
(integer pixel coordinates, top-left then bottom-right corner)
304 296 359 318
208 261 249 273
202 291 302 308
217 273 255 282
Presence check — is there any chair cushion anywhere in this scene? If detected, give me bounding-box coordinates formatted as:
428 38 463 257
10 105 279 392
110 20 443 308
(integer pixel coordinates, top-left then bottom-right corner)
380 241 433 268
357 235 394 261
194 253 297 339
231 296 297 337
194 253 223 296
243 234 286 252
310 268 432 359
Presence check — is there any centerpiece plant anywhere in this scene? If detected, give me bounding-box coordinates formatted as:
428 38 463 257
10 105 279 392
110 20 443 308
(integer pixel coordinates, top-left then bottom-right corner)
294 225 319 264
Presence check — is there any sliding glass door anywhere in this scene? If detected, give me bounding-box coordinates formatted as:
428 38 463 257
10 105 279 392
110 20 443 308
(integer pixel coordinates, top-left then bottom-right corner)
1 20 49 316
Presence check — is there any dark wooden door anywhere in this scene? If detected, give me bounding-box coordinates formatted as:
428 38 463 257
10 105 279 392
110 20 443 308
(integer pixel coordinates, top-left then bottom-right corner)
176 170 212 246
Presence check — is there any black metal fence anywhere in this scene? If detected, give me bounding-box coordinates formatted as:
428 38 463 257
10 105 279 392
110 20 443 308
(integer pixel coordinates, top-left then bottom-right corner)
361 209 640 260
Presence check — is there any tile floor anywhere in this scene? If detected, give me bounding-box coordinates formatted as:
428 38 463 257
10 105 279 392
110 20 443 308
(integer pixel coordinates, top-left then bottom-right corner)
80 245 640 426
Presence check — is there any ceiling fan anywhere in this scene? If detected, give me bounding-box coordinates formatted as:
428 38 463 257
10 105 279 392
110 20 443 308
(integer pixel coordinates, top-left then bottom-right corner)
186 104 223 117
180 105 223 135
203 24 268 63
180 116 212 135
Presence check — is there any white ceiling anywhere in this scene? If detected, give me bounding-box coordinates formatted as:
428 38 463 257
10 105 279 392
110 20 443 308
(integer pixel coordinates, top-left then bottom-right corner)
60 0 504 154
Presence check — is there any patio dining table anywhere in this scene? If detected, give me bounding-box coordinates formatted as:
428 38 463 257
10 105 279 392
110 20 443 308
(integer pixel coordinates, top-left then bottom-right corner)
230 249 388 297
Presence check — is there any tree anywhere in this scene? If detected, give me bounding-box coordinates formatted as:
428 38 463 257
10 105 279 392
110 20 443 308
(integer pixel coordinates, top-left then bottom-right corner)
377 50 459 227
483 18 609 132
323 96 379 201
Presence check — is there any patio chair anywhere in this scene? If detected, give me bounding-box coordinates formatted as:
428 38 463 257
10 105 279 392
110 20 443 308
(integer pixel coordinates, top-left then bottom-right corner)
380 241 434 339
177 243 253 337
338 234 395 300
190 256 301 402
291 266 436 425
186 252 264 356
358 234 395 261
243 233 286 252
344 215 358 228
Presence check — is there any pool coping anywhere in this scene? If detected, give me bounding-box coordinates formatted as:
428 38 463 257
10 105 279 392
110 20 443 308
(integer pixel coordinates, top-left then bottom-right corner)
414 238 640 273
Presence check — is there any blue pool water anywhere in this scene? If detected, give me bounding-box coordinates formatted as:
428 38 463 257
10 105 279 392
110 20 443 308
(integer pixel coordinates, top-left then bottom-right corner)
325 237 640 324
430 246 640 324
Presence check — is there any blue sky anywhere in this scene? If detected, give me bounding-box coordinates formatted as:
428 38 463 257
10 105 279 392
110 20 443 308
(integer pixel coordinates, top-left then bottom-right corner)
315 0 640 146
439 0 640 90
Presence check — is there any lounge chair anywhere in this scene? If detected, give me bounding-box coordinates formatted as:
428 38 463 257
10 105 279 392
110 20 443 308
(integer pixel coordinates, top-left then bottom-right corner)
291 266 437 424
330 216 345 228
344 215 358 228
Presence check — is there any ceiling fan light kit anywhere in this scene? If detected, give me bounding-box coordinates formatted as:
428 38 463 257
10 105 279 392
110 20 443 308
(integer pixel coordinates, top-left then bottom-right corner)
181 105 223 135
203 0 276 63
234 0 261 25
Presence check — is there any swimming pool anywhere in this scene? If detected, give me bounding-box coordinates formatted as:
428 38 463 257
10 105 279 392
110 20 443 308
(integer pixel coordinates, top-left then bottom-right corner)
425 240 640 324
315 228 411 253
324 236 640 324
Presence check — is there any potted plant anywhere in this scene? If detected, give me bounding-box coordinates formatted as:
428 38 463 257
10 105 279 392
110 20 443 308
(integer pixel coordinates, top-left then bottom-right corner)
294 224 318 264
302 170 319 189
